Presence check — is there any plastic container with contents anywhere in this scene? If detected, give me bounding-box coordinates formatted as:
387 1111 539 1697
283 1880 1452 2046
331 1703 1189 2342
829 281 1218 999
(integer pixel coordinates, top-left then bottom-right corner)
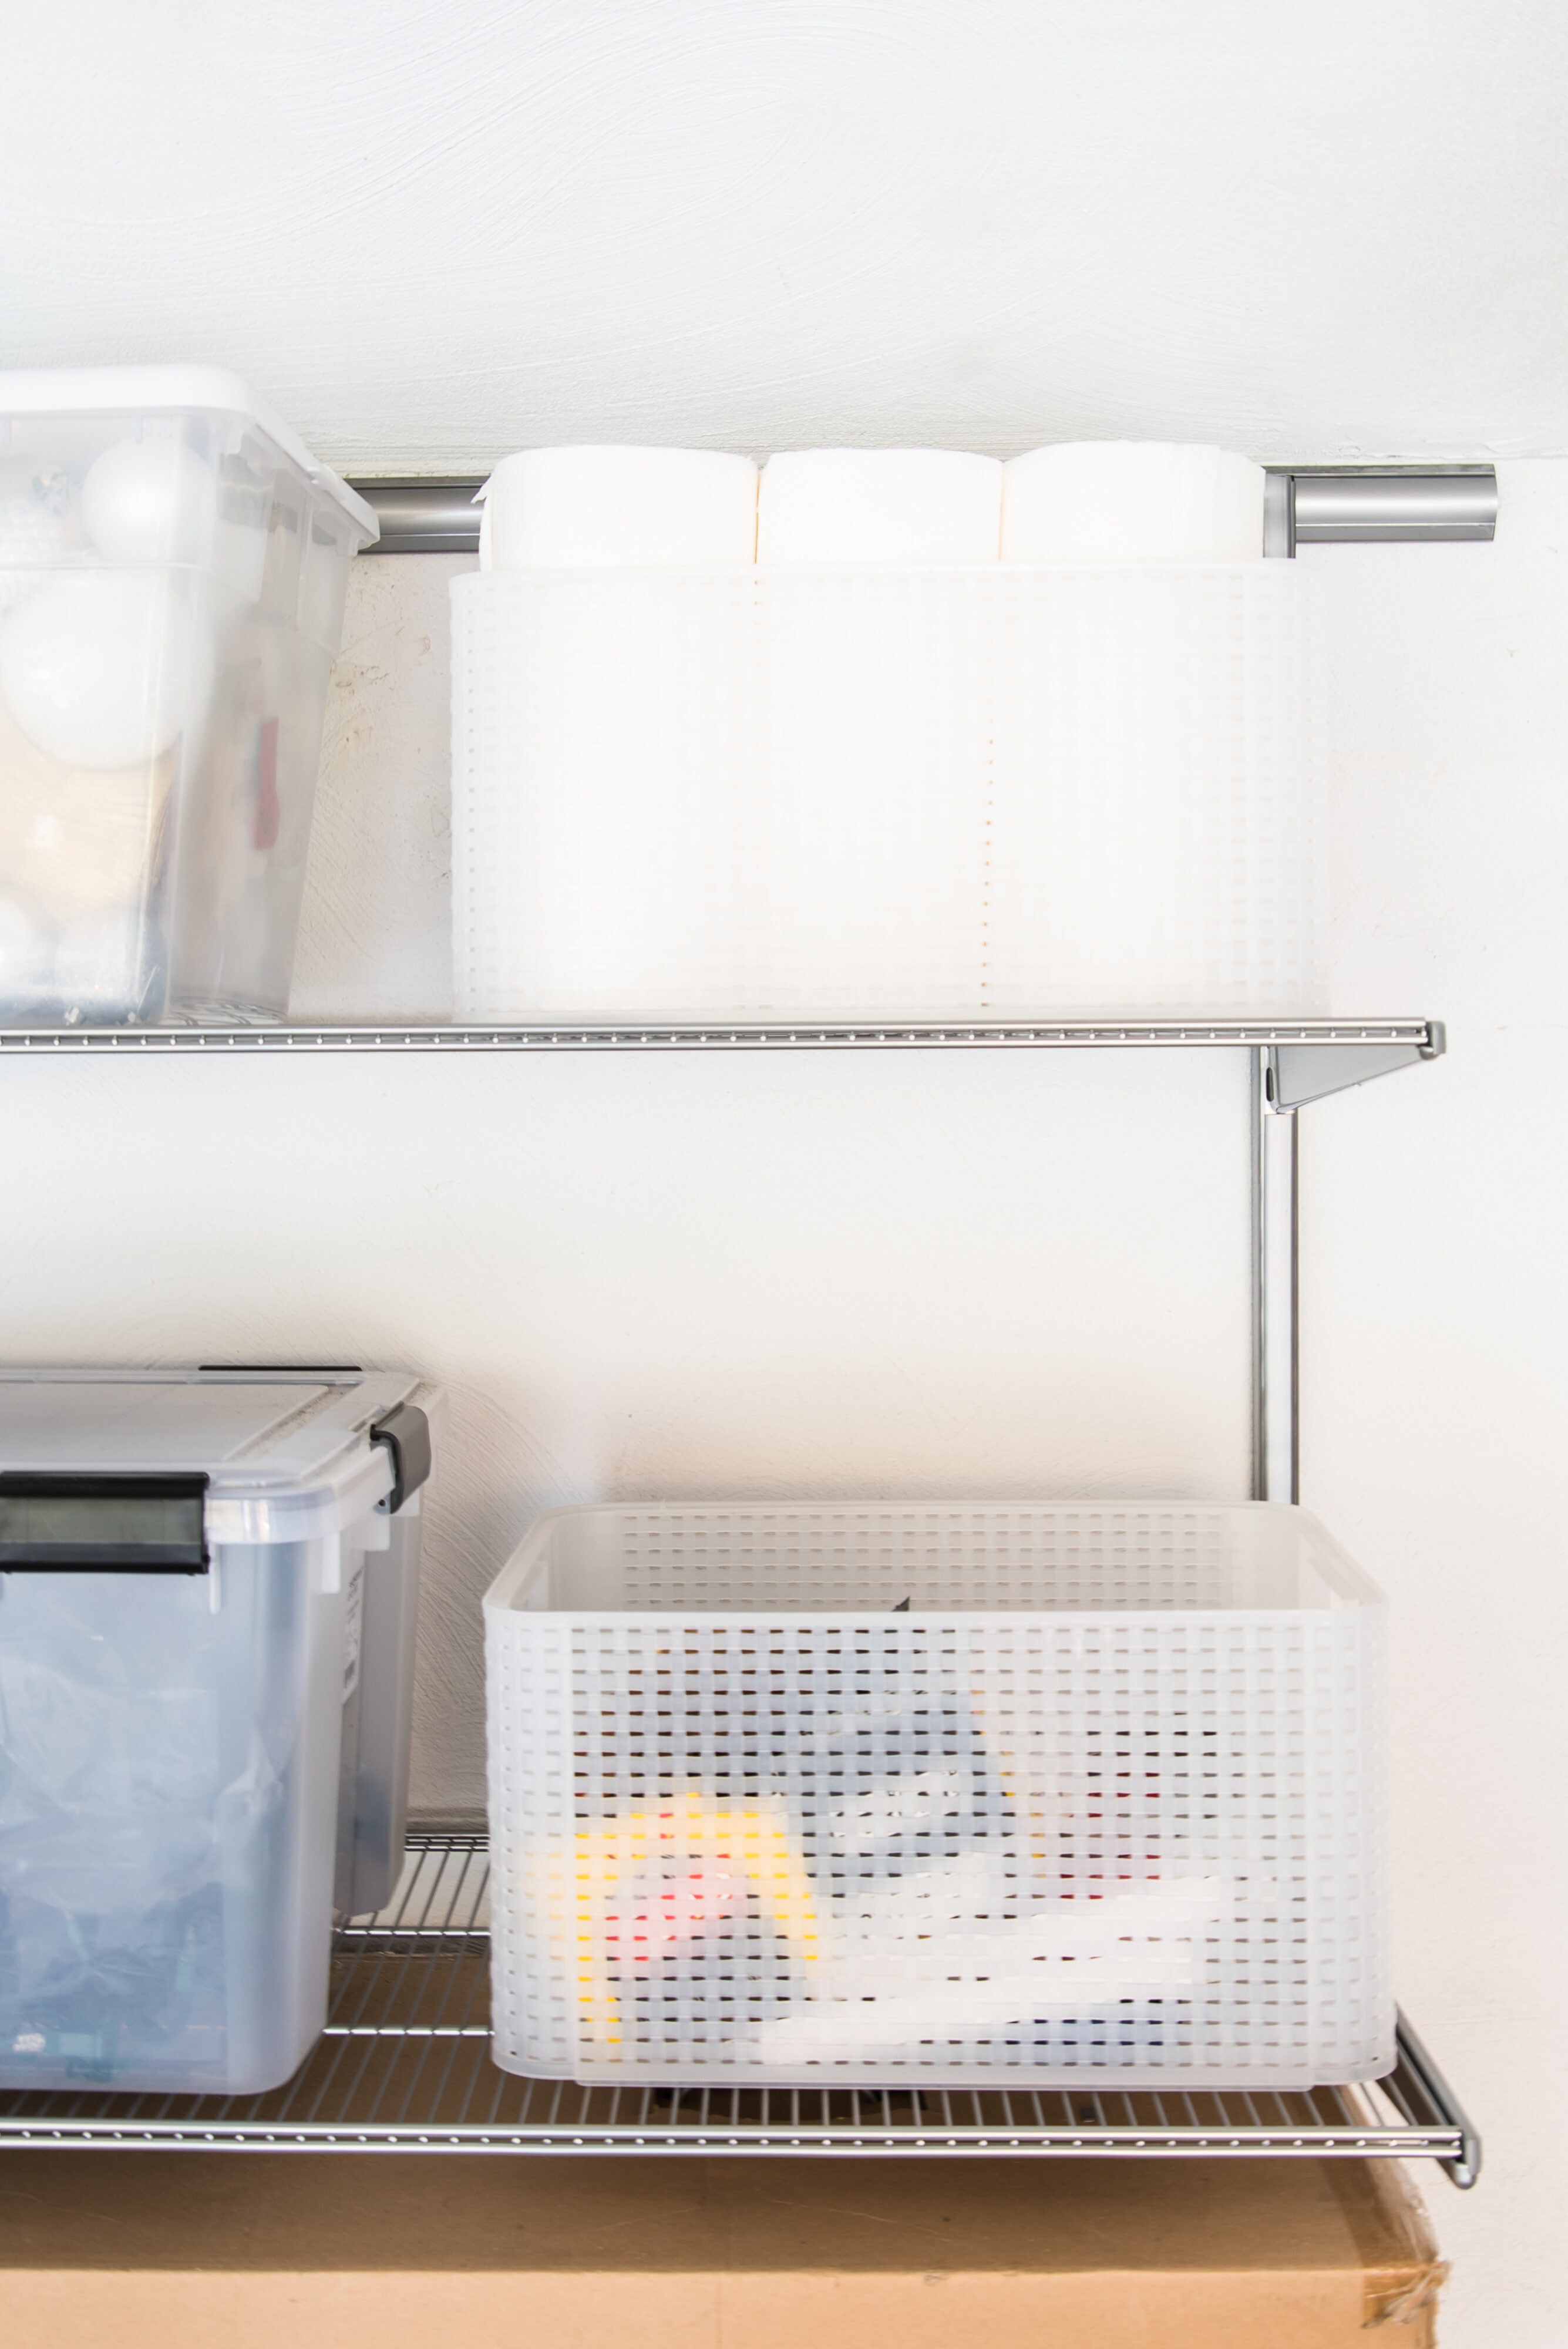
0 1367 439 2094
486 1501 1389 2090
452 440 1324 1023
0 368 378 1025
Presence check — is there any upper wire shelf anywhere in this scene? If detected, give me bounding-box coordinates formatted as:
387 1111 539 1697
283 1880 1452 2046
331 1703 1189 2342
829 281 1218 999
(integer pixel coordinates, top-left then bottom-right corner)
0 1019 1439 1050
0 1833 1479 2184
0 1018 1446 1108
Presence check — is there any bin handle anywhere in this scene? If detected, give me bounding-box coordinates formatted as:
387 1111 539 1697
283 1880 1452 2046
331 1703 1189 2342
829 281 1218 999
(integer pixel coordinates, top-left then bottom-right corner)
0 1472 210 1574
369 1405 432 1516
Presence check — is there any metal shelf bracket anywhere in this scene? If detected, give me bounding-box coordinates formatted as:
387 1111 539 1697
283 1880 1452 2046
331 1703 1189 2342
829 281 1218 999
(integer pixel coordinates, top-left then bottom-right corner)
1382 2009 1483 2190
1268 1023 1446 1110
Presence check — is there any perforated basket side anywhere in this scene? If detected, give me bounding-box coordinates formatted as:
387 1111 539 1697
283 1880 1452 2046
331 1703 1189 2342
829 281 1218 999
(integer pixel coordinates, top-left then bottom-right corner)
450 566 1325 1023
486 1590 1389 2088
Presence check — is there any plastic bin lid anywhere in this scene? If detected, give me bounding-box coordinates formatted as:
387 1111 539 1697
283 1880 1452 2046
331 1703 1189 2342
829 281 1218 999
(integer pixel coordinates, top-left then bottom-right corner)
0 365 377 545
0 1368 440 1544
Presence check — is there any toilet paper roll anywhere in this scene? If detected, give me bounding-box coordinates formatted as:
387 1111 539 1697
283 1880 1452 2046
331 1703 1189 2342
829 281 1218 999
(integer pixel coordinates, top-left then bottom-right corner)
0 690 171 923
1001 442 1265 561
756 449 1002 563
479 447 759 568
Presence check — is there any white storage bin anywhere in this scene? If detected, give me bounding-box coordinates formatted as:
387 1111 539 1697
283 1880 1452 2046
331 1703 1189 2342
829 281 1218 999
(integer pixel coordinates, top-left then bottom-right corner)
452 563 1324 1021
485 1501 1389 2089
0 1367 438 2094
0 368 377 1025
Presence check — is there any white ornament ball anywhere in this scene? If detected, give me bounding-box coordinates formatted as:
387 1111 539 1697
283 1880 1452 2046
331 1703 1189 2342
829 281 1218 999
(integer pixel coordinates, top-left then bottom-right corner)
0 572 213 768
82 436 215 564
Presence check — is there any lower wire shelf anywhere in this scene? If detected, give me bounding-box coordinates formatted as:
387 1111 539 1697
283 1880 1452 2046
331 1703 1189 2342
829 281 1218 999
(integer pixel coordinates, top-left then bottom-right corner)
0 1832 1479 2184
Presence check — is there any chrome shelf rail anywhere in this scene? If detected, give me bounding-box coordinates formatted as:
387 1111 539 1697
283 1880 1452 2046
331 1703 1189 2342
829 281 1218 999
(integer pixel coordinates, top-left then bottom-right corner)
0 1835 1479 2184
0 1016 1444 1108
352 471 1498 559
1269 465 1498 556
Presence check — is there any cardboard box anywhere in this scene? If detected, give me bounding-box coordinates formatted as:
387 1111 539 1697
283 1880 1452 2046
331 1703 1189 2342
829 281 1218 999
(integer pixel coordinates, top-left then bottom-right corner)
0 2149 1444 2347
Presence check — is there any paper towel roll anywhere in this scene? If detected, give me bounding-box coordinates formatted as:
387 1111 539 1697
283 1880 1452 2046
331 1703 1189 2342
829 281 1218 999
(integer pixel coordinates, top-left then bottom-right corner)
984 564 1324 1015
756 449 1002 563
756 570 989 1013
456 568 767 1018
1001 442 1265 561
479 447 759 568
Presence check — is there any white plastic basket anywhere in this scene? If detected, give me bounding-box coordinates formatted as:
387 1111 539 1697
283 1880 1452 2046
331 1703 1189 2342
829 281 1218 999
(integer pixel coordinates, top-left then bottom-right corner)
484 1502 1389 2089
452 563 1325 1021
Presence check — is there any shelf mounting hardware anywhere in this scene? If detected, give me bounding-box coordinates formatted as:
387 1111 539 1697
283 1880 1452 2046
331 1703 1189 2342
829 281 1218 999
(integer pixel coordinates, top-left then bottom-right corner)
352 473 1498 560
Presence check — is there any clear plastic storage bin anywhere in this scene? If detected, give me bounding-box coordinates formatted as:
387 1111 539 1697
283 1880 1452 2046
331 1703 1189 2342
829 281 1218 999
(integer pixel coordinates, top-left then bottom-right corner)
486 1502 1389 2089
452 564 1324 1021
0 368 377 1025
0 1368 438 2094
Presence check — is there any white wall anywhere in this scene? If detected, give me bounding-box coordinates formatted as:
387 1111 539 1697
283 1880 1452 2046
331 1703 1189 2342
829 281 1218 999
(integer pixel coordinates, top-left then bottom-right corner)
1299 467 1568 2341
0 987 1260 1799
4 1 1566 467
2 9 1566 2343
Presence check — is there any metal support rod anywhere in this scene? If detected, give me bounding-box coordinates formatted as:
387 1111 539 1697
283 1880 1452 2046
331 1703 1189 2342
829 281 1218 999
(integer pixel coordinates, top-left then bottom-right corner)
1287 466 1498 547
355 480 486 554
1253 1048 1300 1504
1261 470 1295 559
1250 1049 1264 1497
349 470 1498 557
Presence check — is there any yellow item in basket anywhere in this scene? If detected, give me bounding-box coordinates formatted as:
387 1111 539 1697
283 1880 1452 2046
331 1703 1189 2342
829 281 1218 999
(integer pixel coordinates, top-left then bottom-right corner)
542 1789 822 2054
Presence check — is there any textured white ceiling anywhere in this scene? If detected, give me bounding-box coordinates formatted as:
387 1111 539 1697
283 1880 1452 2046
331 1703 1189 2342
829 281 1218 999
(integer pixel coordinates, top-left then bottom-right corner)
2 0 1564 469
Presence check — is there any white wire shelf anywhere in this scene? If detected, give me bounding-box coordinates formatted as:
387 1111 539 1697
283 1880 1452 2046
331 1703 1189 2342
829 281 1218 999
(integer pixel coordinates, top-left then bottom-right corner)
0 1018 1445 1107
0 1832 1479 2183
0 1017 1439 1053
